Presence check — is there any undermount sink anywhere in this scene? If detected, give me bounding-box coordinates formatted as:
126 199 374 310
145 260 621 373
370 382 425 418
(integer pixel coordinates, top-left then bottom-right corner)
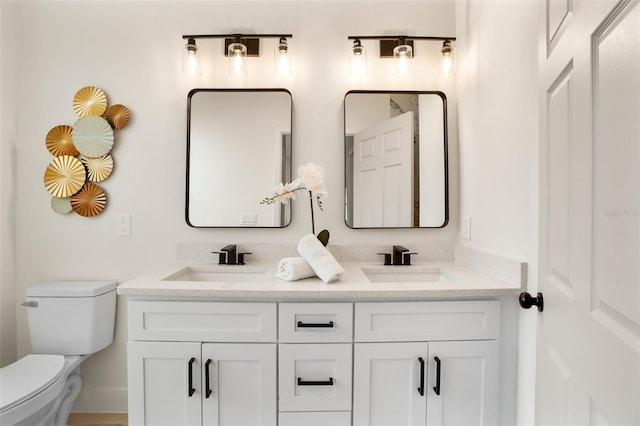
361 267 455 283
163 266 267 282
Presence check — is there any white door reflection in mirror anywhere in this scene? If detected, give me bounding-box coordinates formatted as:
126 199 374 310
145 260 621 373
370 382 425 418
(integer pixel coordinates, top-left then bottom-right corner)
353 112 413 227
345 91 448 228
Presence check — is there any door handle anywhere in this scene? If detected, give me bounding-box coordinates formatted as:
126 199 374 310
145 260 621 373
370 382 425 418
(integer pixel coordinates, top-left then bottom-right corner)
188 357 196 397
205 359 212 398
519 292 544 312
433 356 441 396
417 357 425 396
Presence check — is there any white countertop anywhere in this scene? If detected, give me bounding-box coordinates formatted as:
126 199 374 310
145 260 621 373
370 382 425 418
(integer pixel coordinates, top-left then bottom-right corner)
116 261 524 300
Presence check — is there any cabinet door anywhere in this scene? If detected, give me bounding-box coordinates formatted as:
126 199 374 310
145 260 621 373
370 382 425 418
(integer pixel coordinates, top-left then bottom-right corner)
353 342 428 426
201 343 276 426
426 341 499 426
127 341 202 426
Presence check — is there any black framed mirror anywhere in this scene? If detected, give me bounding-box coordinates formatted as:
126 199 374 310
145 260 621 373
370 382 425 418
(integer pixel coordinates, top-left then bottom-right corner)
186 89 292 228
344 90 449 228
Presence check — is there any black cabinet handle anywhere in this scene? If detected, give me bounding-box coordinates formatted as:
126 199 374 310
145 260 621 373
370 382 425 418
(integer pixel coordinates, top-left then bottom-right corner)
433 356 441 396
205 359 212 398
297 321 334 328
418 357 425 396
188 357 196 397
519 292 544 312
297 377 334 386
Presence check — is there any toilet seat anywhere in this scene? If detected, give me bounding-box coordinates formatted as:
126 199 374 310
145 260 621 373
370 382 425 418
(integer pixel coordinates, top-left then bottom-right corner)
0 354 65 413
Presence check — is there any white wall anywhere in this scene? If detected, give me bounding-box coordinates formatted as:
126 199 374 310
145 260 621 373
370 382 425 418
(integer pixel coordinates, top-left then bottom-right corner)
6 1 458 412
455 1 539 425
0 0 18 368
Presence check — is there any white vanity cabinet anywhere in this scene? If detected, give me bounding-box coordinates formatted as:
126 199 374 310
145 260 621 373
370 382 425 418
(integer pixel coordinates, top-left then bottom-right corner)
125 298 504 426
353 301 501 426
126 301 277 426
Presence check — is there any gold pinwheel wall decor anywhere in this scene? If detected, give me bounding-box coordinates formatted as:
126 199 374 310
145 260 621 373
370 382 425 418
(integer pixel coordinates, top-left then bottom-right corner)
44 85 131 216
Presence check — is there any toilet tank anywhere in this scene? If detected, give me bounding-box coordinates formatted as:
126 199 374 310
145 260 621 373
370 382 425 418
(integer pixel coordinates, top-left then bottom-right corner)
24 281 117 355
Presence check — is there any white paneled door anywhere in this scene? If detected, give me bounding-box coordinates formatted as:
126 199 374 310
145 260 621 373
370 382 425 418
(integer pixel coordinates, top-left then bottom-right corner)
538 0 640 424
353 111 414 227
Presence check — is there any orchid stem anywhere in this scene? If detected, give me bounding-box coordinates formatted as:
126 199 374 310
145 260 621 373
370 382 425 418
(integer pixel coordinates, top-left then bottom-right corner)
308 191 315 235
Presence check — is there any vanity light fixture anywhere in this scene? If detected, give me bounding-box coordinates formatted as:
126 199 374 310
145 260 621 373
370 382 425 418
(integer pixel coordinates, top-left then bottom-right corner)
349 39 367 78
181 33 293 77
183 37 200 76
228 36 248 76
274 37 292 76
441 40 454 77
347 35 456 78
393 38 413 77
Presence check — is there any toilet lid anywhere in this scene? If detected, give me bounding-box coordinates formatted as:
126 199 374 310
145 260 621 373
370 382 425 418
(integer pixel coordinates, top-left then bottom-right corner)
0 354 65 413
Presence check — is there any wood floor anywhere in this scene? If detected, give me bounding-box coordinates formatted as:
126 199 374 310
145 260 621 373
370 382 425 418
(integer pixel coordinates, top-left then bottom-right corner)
67 413 128 426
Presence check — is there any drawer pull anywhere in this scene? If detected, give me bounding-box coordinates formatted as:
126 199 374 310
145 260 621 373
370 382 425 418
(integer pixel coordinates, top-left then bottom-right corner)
188 357 196 397
417 357 425 396
433 356 441 396
205 359 212 398
297 377 334 386
297 320 335 328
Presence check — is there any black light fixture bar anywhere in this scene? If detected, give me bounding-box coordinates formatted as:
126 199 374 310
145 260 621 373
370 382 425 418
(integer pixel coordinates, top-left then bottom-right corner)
348 35 456 58
182 34 293 57
347 35 456 41
182 33 293 40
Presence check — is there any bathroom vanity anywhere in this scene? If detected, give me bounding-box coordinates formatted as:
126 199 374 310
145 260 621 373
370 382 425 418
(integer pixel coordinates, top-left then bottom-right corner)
118 246 525 426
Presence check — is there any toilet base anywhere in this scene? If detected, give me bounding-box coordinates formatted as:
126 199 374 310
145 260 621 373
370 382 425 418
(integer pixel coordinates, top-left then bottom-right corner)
3 355 86 426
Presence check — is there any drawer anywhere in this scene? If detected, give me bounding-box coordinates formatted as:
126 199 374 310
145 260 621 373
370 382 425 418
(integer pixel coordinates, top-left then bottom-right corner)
279 343 352 412
279 411 351 426
354 300 500 342
279 303 353 343
127 301 277 342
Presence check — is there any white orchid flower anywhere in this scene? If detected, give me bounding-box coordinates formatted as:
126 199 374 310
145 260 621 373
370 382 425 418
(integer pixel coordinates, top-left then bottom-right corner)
297 163 327 197
272 178 302 203
260 164 328 239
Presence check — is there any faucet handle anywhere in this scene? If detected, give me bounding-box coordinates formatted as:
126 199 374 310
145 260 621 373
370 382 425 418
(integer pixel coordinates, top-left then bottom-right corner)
237 252 252 265
211 251 227 265
403 252 418 266
377 253 392 265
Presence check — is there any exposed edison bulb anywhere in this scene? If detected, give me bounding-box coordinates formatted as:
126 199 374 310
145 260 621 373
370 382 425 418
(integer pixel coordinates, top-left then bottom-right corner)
228 41 247 76
393 42 412 77
441 40 454 77
183 38 200 76
349 39 367 78
274 37 292 76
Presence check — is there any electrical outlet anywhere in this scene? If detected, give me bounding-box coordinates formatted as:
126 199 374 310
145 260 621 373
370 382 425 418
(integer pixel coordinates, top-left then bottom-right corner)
462 215 471 240
116 214 131 236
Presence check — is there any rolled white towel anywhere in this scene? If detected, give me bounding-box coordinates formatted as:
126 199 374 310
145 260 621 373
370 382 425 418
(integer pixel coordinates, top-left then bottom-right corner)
275 257 316 281
297 234 345 283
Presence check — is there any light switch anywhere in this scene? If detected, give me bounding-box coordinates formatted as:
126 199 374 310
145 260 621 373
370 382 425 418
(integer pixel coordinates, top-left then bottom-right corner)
240 213 257 226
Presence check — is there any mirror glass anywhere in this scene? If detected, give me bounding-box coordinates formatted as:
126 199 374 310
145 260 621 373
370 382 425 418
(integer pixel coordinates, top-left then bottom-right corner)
344 91 449 228
186 89 292 227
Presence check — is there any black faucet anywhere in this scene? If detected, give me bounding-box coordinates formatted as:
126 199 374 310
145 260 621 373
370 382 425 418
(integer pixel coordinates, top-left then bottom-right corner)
392 245 409 265
378 245 418 266
211 244 252 265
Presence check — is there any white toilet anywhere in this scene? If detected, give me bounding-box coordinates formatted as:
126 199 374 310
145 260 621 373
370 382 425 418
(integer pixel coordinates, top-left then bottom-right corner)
0 280 116 426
